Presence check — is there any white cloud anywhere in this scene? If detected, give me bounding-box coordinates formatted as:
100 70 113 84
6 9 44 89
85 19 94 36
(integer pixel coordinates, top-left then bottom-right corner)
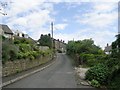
1 1 118 49
48 0 119 2
54 23 68 30
93 2 117 12
73 2 118 48
80 12 117 28
76 2 118 28
2 0 54 40
62 19 68 22
29 27 50 40
54 28 116 49
11 17 27 26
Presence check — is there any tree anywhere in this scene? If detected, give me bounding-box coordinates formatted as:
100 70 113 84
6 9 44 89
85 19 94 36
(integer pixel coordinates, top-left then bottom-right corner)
66 39 104 66
38 34 52 48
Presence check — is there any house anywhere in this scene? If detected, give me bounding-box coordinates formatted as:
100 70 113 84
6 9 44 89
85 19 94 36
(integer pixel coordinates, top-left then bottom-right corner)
0 24 13 39
13 30 29 38
104 43 112 54
54 39 66 53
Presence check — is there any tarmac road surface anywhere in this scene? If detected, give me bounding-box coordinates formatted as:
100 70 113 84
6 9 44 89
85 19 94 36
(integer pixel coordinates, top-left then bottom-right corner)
4 53 77 88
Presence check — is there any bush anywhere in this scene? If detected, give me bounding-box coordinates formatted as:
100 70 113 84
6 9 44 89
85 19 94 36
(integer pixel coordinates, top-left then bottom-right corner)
80 53 97 67
29 55 35 60
108 73 120 90
90 79 100 88
17 52 24 59
85 63 109 85
18 44 31 53
2 40 19 63
17 51 40 60
14 40 20 44
105 58 119 69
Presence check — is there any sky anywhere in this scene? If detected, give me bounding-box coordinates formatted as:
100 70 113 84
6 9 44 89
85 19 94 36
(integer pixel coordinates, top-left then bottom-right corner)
0 0 119 49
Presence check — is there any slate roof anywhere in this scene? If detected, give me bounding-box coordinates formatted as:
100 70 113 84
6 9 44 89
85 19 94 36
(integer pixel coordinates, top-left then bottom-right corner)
0 24 13 34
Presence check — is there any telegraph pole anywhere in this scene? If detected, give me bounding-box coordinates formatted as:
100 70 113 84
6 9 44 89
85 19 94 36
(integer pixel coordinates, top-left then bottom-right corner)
51 22 53 47
51 22 54 59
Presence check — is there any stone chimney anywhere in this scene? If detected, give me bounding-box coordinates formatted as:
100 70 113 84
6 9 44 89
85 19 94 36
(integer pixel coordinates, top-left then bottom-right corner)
107 43 109 47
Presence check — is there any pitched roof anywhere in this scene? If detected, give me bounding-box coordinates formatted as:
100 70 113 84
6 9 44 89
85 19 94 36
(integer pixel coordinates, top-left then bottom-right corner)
0 24 13 34
104 45 112 52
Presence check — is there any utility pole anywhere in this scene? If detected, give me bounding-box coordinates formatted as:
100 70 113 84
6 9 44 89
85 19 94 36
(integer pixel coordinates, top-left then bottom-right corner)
51 22 53 48
51 22 54 59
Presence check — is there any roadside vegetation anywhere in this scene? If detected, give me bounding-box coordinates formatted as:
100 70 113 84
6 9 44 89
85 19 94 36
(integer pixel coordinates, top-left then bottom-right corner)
38 33 52 48
2 36 53 64
66 39 106 67
66 35 120 89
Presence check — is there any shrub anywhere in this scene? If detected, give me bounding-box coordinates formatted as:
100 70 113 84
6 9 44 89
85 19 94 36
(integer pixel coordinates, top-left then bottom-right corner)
108 73 120 90
14 40 20 44
90 79 100 88
17 51 40 60
17 52 24 59
30 51 39 59
85 63 109 85
29 55 35 60
80 53 97 67
2 40 19 63
105 58 119 69
18 44 31 52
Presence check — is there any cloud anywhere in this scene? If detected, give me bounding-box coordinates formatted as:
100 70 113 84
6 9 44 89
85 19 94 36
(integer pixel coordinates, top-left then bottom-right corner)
54 28 116 49
93 2 117 12
62 19 68 22
29 27 50 40
2 0 54 40
54 23 68 30
80 12 117 28
73 2 118 48
1 1 118 49
48 0 119 2
75 2 118 28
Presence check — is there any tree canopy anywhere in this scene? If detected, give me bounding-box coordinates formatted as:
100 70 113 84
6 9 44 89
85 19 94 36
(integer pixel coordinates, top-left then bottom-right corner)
67 39 103 55
38 34 52 48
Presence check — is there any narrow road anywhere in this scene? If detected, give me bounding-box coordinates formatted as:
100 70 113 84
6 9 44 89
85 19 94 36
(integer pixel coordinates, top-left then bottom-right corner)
4 53 77 88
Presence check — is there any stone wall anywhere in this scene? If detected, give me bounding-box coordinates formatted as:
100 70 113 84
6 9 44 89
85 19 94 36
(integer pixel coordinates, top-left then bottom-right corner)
2 55 52 77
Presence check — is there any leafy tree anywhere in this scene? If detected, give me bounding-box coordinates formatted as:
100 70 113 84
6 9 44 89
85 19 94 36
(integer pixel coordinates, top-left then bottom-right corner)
38 34 52 48
66 39 104 66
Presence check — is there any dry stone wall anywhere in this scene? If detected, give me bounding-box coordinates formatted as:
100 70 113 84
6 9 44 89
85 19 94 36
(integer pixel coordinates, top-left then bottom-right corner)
2 55 52 77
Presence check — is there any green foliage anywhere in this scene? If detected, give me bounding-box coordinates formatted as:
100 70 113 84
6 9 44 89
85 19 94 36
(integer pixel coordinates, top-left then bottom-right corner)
67 39 104 66
38 34 52 48
108 73 120 90
29 54 35 60
85 63 109 85
17 51 40 60
14 38 32 44
14 39 20 44
105 34 120 89
105 58 119 69
67 39 102 55
18 44 32 52
90 79 100 88
80 53 95 67
2 40 19 63
86 34 120 88
1 35 6 41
